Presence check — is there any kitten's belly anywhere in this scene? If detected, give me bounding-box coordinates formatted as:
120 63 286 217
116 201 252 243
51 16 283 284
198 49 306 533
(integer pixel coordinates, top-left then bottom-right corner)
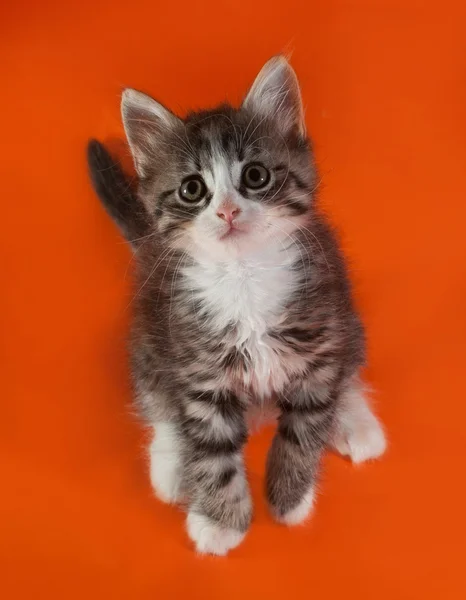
240 333 284 398
246 400 279 432
238 335 287 432
186 246 306 398
233 331 306 400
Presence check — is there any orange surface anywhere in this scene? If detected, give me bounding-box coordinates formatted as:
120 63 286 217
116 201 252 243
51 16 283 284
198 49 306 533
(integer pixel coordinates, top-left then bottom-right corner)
2 1 466 597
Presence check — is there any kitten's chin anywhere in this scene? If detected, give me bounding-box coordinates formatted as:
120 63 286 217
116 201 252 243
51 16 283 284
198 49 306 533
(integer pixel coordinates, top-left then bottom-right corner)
189 221 275 261
191 232 258 262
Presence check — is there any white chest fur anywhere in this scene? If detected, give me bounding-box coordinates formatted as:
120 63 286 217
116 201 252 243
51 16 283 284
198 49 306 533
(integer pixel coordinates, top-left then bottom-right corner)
183 244 303 398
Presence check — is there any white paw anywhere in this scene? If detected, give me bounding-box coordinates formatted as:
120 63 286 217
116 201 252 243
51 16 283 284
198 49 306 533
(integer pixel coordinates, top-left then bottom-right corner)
186 512 246 556
333 381 387 464
274 486 316 526
333 415 387 464
150 422 183 504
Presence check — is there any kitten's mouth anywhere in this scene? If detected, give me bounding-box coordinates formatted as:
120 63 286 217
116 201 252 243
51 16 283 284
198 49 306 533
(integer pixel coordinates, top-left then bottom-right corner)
219 225 246 240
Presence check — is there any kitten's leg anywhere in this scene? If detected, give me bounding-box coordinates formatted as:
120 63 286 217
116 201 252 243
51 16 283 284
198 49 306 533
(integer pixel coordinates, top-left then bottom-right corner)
135 382 184 504
266 380 336 526
331 379 387 464
150 421 184 504
182 390 252 556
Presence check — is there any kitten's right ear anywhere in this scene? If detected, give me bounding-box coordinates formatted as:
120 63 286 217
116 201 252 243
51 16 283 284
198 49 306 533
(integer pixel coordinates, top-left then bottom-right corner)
121 89 182 178
242 56 306 138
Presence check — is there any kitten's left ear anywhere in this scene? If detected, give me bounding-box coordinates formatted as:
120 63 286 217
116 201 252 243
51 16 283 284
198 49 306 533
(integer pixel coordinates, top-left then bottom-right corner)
121 88 182 178
242 56 306 138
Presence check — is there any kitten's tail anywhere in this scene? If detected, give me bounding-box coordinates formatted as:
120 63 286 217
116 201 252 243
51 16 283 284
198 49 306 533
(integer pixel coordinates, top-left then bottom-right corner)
86 139 148 246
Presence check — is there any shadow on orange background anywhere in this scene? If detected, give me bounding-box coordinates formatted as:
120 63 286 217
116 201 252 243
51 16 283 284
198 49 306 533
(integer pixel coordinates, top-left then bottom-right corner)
2 1 466 598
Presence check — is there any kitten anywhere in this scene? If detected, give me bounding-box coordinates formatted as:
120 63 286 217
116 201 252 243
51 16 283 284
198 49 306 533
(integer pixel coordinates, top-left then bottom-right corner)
87 56 386 556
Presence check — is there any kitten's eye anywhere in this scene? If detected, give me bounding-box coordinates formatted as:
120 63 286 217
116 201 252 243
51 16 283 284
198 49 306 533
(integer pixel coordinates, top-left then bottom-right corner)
242 163 270 189
179 177 207 203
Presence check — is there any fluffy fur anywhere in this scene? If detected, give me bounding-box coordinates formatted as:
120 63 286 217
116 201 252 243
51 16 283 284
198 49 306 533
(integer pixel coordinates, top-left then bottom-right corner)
87 56 386 555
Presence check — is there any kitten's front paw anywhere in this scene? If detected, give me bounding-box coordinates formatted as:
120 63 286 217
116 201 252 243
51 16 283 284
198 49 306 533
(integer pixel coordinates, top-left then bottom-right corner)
186 512 246 556
271 486 316 526
332 415 387 464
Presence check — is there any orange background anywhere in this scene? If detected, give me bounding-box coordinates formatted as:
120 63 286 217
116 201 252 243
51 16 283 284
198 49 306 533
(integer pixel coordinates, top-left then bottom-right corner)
2 1 466 598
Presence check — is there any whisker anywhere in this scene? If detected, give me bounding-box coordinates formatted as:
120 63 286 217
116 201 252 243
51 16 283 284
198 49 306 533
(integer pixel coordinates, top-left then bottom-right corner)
279 217 331 273
168 250 190 337
126 238 184 310
266 221 312 301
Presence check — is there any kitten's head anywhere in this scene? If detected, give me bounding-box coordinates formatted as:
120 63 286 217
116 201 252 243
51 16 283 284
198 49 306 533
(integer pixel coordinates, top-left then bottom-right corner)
122 57 316 259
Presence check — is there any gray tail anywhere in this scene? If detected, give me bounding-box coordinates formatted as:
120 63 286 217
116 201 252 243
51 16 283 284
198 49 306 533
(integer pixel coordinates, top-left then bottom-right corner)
86 139 148 245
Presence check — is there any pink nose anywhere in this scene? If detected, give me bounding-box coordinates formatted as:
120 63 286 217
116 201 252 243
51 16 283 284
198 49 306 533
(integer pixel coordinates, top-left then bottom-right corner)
216 205 241 224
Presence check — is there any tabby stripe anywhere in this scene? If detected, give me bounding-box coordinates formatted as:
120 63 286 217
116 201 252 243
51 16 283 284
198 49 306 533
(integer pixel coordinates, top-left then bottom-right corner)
186 430 247 455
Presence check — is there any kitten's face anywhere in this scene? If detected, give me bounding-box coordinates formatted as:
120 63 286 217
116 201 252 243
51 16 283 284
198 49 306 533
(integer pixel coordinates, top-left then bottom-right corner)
123 57 315 259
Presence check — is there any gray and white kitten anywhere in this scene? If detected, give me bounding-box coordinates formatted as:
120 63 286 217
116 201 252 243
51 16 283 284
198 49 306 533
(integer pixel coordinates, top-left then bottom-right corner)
88 57 386 556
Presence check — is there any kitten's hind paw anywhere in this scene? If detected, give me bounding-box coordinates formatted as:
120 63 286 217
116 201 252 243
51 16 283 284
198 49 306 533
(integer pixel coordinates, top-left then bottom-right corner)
332 418 387 464
332 382 387 464
186 512 246 556
150 422 184 504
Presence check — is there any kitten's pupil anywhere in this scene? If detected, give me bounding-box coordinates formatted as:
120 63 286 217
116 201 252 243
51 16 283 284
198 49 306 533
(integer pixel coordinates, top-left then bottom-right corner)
249 168 260 182
187 181 198 195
